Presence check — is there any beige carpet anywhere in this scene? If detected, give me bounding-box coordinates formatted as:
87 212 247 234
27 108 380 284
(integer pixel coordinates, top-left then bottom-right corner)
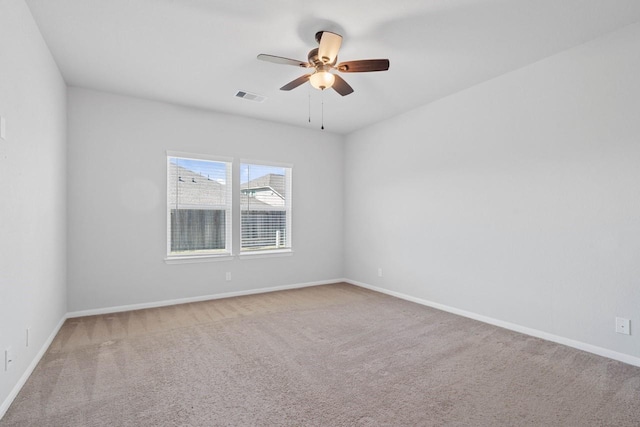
2 283 639 426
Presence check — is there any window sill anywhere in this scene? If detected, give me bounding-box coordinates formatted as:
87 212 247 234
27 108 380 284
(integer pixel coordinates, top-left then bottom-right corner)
238 249 293 259
165 250 293 264
164 254 234 264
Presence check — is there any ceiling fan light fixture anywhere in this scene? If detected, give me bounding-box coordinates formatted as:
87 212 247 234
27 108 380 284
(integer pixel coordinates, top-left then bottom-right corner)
258 30 389 97
309 70 335 90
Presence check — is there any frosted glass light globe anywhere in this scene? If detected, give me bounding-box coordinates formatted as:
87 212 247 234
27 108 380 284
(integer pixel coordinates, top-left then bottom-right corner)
309 71 335 90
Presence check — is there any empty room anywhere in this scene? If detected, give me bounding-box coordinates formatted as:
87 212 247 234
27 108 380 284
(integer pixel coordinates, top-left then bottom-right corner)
1 0 639 425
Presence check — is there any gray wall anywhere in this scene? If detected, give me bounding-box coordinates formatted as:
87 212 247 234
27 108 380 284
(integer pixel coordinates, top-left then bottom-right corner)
345 23 640 359
0 0 67 412
67 88 344 312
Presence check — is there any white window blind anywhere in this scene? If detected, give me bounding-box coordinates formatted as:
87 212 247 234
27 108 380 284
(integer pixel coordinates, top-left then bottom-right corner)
240 162 292 252
167 154 232 257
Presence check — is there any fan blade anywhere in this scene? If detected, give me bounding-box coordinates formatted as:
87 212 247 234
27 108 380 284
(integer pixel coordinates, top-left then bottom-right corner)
332 74 354 96
257 54 310 68
337 59 390 73
318 31 342 64
280 74 312 91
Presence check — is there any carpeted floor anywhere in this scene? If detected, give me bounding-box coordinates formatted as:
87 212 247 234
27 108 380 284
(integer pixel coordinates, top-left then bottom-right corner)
2 283 639 426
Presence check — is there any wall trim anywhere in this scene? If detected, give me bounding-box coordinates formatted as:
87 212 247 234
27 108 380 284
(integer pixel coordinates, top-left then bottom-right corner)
345 279 640 368
0 314 67 420
66 279 341 318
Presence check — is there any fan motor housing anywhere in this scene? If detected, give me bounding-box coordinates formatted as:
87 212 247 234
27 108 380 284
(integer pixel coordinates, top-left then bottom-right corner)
307 48 336 67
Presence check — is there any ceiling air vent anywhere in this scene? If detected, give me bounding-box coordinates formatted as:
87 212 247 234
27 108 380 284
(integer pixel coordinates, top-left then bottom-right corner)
235 91 266 103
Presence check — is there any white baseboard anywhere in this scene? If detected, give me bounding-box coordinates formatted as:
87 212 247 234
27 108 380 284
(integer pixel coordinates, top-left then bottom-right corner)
345 279 640 368
66 278 342 318
0 314 67 420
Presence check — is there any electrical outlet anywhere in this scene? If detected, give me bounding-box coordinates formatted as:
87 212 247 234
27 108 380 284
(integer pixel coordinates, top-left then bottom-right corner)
377 267 383 278
0 115 6 140
615 317 630 335
4 347 14 371
225 272 231 281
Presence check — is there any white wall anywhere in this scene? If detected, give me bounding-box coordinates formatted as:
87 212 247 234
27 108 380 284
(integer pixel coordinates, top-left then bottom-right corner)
67 88 344 312
345 23 640 360
0 0 67 414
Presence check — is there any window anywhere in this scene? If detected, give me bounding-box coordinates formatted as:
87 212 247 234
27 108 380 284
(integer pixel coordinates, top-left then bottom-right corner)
167 154 232 258
241 162 292 253
166 154 291 261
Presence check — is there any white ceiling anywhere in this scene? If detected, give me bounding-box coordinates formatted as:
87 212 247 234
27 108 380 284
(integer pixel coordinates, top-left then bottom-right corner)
25 0 640 135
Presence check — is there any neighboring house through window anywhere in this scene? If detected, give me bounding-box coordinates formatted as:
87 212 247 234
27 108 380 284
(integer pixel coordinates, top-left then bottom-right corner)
241 162 292 252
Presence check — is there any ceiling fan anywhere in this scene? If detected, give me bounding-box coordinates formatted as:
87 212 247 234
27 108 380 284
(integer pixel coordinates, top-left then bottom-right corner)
258 31 390 96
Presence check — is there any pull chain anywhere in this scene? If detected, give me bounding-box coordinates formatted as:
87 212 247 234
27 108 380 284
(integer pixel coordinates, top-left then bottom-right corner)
321 90 324 130
308 86 311 123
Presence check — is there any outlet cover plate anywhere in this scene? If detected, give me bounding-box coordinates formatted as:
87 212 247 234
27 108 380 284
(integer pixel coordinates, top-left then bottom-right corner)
5 347 14 371
615 317 630 335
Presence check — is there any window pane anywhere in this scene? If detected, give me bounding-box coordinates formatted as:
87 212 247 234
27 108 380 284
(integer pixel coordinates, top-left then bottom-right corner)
240 163 291 252
168 155 231 256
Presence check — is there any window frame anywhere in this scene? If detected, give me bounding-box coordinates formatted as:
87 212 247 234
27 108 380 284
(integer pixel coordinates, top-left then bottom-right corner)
165 151 233 261
239 159 293 256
